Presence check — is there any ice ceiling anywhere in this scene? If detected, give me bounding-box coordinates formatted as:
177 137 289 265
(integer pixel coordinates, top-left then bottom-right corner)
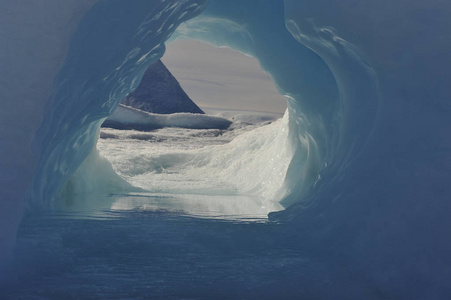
1 0 451 296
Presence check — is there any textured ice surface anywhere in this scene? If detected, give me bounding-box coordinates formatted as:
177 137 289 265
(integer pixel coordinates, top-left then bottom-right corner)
98 112 291 217
1 0 451 298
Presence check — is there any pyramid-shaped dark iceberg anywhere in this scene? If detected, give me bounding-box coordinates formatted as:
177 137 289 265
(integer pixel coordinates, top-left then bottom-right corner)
121 60 204 114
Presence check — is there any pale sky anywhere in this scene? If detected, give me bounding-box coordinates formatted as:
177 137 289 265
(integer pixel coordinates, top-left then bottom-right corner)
161 40 287 114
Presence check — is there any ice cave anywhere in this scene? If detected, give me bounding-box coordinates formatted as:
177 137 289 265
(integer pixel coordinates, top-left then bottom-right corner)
1 0 450 298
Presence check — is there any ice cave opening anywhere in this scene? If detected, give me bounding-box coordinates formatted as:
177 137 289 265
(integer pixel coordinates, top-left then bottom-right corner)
35 3 351 222
81 39 295 220
22 0 376 229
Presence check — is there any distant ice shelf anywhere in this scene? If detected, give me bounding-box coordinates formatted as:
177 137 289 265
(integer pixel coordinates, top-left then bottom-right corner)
103 104 232 130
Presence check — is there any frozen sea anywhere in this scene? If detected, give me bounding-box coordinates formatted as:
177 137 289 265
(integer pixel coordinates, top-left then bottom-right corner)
93 109 289 220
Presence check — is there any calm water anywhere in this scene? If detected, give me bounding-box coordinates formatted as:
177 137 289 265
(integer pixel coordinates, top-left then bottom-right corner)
4 210 316 299
2 207 383 299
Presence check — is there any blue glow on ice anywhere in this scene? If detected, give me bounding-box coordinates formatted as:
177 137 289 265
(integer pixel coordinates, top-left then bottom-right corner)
1 0 451 298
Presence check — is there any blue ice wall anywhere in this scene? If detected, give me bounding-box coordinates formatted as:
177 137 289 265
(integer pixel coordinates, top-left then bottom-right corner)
179 1 451 295
30 0 208 208
276 1 451 296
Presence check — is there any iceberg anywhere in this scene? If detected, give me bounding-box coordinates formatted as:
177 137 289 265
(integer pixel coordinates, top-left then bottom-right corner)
1 0 450 297
120 59 204 114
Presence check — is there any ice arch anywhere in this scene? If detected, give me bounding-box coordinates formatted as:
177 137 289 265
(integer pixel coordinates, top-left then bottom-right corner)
30 0 368 212
1 0 450 295
1 0 376 267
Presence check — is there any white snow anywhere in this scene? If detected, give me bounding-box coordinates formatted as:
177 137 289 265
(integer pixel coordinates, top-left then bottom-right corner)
94 110 293 217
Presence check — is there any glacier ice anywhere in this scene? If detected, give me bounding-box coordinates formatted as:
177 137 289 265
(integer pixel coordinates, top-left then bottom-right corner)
1 0 451 297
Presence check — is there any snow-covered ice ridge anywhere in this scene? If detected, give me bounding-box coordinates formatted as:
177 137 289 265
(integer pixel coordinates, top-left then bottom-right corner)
103 104 231 130
1 0 451 297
